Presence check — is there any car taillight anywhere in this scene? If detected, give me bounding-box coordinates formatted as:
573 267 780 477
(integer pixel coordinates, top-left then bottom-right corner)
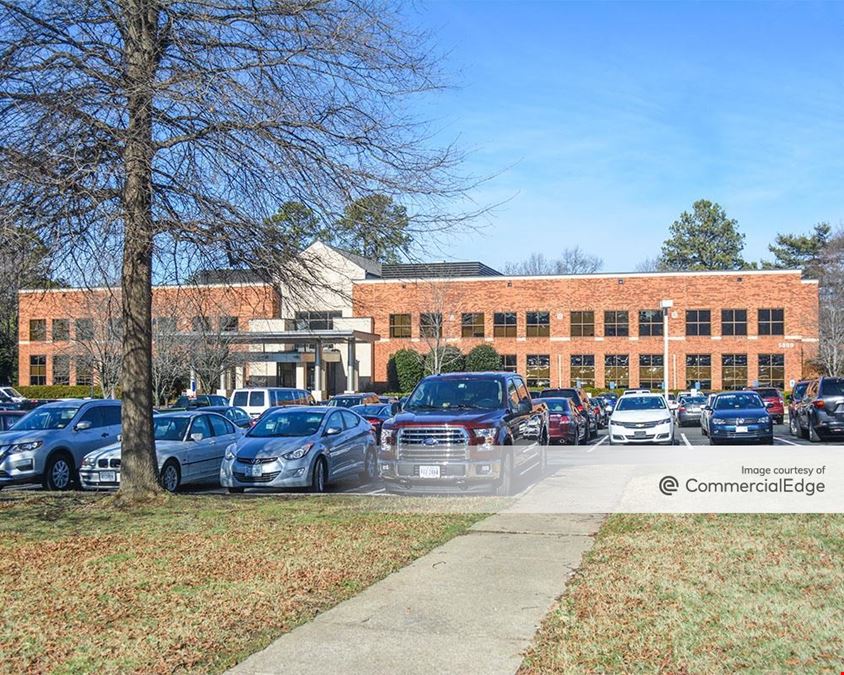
576 404 584 412
679 406 686 412
558 415 571 424
813 400 825 409
549 414 561 421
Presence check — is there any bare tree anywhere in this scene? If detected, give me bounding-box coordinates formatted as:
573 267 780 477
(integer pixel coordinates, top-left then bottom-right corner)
417 280 465 375
633 257 665 273
504 247 602 275
63 292 123 399
1 2 475 497
151 315 189 406
815 231 844 376
187 314 244 395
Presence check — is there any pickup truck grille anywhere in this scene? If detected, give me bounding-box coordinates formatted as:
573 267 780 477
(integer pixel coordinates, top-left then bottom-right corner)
397 427 469 461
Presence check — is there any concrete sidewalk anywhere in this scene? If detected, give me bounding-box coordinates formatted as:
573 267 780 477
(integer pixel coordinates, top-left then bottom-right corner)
229 511 603 675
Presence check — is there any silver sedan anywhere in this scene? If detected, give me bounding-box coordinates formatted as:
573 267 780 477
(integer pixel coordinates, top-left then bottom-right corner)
220 406 378 493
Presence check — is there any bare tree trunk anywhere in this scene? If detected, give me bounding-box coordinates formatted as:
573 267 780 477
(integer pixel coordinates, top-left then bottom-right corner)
120 1 160 497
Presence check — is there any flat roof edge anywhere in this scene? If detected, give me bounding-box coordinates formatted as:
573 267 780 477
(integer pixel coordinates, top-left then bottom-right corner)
355 269 807 283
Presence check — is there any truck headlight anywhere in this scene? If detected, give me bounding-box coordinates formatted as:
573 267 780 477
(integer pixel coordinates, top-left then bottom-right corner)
381 429 395 451
283 443 313 460
224 443 238 461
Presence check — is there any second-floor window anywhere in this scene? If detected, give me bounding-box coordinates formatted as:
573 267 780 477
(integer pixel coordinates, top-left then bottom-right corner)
639 309 663 337
462 313 485 338
604 311 629 337
526 311 550 337
295 311 340 331
220 316 239 333
75 318 94 341
389 313 411 338
758 308 784 336
191 316 211 333
686 309 711 336
571 311 595 337
721 309 747 336
29 319 46 342
52 319 69 341
420 312 442 338
493 312 517 337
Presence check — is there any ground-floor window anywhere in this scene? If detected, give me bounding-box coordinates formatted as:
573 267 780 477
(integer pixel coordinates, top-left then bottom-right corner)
52 354 70 385
75 358 93 386
685 354 712 390
501 354 518 373
721 354 748 390
526 354 550 389
570 354 595 387
29 355 46 385
638 354 663 389
758 354 785 389
604 354 630 389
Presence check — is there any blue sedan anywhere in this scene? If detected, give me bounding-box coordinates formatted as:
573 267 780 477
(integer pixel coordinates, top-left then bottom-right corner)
708 392 774 445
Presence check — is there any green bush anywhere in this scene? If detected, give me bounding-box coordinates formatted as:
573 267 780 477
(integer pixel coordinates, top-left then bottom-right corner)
16 385 105 400
391 349 424 392
424 346 464 375
465 344 501 372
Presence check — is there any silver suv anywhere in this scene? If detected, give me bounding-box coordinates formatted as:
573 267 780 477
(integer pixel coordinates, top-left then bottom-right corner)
0 399 121 491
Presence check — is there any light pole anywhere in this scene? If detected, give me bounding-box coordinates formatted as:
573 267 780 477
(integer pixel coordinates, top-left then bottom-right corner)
661 299 673 398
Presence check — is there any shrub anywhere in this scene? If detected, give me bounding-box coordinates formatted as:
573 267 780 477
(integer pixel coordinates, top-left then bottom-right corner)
424 346 464 375
391 349 424 392
16 385 105 400
465 344 501 372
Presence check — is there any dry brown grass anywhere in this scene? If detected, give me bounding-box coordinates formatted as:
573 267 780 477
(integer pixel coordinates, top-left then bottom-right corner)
0 492 483 673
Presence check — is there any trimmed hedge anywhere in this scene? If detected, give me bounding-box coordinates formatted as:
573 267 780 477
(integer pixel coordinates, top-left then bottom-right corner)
465 344 501 372
389 349 424 393
16 385 105 400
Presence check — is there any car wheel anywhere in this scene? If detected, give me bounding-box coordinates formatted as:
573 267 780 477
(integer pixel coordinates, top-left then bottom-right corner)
571 428 579 446
310 457 328 493
359 449 378 483
228 487 245 494
789 415 798 437
809 419 823 443
495 451 513 496
43 452 74 491
159 460 181 493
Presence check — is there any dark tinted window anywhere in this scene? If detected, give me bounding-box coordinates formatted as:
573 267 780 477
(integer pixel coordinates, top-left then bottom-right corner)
78 406 104 428
543 398 572 413
101 405 122 426
406 378 504 411
208 414 233 437
715 393 764 410
189 415 212 439
249 391 265 407
340 410 359 429
820 379 844 397
233 391 248 406
753 388 779 398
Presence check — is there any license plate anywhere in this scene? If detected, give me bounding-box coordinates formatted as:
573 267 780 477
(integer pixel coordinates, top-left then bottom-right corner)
419 465 440 478
248 465 263 477
100 470 116 482
736 426 748 433
634 430 647 437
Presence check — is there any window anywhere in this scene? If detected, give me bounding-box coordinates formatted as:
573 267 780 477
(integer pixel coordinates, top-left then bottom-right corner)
722 354 748 390
686 309 711 336
29 319 46 342
604 354 630 389
107 317 123 339
604 311 629 337
685 354 712 389
461 313 485 338
638 310 663 337
220 316 239 333
249 391 265 407
526 354 550 389
189 415 212 440
75 318 94 340
340 410 359 429
209 414 234 437
638 355 664 389
52 319 69 342
571 311 595 337
53 354 70 385
501 354 518 373
571 355 595 387
29 355 46 385
493 312 517 337
526 311 550 337
191 316 211 332
153 316 178 334
75 359 93 386
721 309 747 336
101 405 122 427
77 407 104 428
758 354 785 389
420 312 442 338
295 311 341 331
758 308 784 336
389 314 411 338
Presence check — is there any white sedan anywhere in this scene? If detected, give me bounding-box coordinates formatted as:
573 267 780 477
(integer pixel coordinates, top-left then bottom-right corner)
608 393 675 445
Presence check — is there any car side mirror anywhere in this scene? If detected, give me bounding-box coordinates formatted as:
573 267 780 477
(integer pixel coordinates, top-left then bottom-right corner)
190 432 204 442
324 426 342 436
517 399 532 415
74 420 92 432
703 405 711 411
765 401 775 409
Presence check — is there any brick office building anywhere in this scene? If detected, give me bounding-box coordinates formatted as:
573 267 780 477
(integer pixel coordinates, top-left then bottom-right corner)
353 269 819 392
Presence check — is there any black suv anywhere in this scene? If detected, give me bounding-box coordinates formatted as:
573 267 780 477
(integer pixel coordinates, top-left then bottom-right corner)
794 377 844 442
537 388 598 439
379 372 548 495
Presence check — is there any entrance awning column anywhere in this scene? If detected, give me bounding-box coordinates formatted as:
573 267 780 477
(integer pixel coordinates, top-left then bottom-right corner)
346 338 357 393
312 339 324 401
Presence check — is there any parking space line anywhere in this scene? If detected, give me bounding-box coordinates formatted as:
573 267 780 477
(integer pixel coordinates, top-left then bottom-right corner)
587 436 607 453
775 436 801 446
680 433 692 448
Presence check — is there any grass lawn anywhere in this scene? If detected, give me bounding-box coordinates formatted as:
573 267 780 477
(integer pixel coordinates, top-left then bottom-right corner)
0 493 484 673
521 514 844 674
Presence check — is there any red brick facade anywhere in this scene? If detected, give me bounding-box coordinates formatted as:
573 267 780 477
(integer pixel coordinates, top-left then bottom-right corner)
353 270 819 392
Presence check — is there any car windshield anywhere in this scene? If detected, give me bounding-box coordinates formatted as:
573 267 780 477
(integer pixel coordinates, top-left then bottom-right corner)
352 405 390 417
682 396 707 405
543 399 572 413
405 378 504 410
248 410 325 437
820 379 844 396
616 396 666 411
2 387 23 398
329 397 359 408
12 406 80 430
154 417 190 441
715 393 764 410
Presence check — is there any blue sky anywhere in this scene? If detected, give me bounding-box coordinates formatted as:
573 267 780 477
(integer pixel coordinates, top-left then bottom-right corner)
409 1 844 271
